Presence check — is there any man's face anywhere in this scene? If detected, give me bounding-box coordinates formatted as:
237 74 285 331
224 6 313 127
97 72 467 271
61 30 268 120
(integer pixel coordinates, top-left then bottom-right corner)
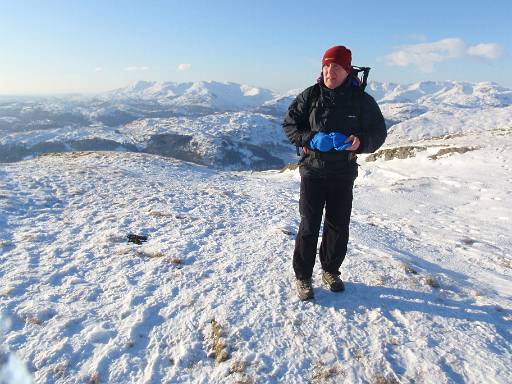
322 62 349 89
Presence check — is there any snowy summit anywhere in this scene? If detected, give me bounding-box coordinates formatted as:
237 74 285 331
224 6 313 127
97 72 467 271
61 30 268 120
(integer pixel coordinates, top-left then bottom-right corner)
0 79 511 383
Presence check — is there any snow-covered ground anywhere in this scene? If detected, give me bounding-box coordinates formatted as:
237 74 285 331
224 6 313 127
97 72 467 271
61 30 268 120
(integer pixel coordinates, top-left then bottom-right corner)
1 123 511 382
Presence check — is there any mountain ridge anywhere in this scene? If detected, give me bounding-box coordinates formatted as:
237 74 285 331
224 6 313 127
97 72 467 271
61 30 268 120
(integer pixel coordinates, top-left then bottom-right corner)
104 79 512 110
1 79 511 168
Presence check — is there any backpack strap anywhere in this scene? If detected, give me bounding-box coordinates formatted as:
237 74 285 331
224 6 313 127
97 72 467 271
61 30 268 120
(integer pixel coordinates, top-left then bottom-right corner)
349 66 370 137
351 66 371 91
307 83 321 120
350 85 365 138
296 84 321 156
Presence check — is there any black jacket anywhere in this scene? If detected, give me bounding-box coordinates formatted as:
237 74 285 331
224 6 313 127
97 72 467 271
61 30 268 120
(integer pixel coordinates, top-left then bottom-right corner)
283 79 387 178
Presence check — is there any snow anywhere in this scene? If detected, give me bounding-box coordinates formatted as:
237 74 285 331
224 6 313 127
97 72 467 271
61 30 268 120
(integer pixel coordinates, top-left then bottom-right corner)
105 81 276 110
384 105 512 145
371 80 512 107
0 316 33 383
1 79 512 383
1 122 511 382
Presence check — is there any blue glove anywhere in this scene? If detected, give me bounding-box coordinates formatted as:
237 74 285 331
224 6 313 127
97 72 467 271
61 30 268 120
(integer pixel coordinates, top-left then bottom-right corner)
309 132 334 152
332 132 352 151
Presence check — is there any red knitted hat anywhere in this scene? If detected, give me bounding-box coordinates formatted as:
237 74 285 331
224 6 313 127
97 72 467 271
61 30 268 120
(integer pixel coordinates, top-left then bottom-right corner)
322 46 352 73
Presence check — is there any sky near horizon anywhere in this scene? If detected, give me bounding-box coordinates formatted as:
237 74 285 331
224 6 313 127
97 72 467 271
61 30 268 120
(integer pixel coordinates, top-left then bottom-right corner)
1 0 511 94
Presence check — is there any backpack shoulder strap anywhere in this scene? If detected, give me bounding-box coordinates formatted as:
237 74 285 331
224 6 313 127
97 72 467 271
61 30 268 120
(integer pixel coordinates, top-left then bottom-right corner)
351 66 371 91
307 83 321 118
295 84 320 156
350 85 365 137
351 84 363 111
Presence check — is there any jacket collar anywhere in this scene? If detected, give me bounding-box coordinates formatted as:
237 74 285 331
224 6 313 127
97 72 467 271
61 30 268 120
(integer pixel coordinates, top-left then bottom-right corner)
319 77 352 98
319 75 351 89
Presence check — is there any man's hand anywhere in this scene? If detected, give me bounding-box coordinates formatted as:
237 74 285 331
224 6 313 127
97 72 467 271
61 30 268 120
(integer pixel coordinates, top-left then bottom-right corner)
345 135 360 151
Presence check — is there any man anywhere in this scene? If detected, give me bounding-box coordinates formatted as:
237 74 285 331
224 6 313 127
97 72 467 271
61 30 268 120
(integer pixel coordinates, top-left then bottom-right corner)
283 45 387 300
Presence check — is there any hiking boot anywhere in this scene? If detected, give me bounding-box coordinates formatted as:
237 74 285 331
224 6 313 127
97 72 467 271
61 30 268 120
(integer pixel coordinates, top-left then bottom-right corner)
296 279 314 301
322 272 345 292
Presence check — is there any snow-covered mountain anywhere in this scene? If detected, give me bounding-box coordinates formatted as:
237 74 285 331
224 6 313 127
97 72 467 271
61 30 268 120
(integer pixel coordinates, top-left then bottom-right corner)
1 80 511 169
104 81 277 111
1 78 512 383
368 80 512 107
1 126 511 383
258 80 512 118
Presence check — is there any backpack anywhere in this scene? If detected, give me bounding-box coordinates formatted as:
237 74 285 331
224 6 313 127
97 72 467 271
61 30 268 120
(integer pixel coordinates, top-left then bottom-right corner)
296 66 371 156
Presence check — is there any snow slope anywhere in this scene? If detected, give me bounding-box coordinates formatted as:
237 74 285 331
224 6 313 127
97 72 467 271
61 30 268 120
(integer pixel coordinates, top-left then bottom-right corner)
0 111 289 171
1 125 511 383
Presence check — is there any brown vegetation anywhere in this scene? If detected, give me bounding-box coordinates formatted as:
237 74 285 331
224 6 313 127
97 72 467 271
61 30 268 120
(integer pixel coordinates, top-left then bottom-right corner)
428 146 478 160
366 146 426 161
210 319 229 363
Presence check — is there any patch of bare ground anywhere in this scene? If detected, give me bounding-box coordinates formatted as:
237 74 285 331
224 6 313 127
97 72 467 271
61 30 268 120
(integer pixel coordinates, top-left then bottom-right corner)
168 257 183 266
366 146 426 161
87 371 100 384
310 362 345 383
38 151 102 159
496 256 512 269
428 132 466 140
280 163 299 172
491 127 512 136
136 249 165 258
402 263 419 275
206 319 230 363
0 240 12 248
372 374 400 384
147 210 175 217
428 146 479 160
423 275 440 289
229 360 246 374
52 361 68 379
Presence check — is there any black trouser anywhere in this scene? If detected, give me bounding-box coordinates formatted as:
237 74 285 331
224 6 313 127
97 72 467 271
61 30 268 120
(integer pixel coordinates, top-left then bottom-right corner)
293 176 354 280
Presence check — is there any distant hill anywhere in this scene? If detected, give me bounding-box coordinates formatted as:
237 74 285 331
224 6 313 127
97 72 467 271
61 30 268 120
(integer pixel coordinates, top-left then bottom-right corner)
103 80 277 111
1 80 511 167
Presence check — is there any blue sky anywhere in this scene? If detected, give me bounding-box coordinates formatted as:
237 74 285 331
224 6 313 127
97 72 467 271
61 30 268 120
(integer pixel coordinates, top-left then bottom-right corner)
1 0 510 94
